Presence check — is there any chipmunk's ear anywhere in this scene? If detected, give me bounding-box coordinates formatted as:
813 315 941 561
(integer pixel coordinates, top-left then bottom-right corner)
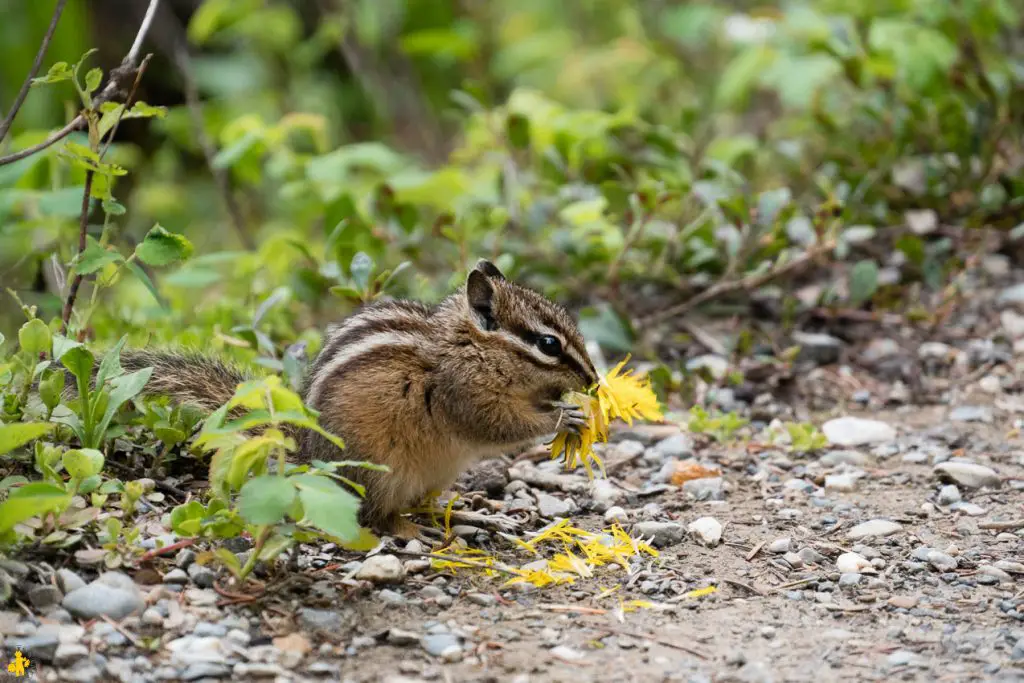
466 269 498 330
473 259 505 281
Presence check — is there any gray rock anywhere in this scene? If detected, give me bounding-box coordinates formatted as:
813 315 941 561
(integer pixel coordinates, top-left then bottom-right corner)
861 338 901 364
28 584 63 609
846 519 902 540
466 593 496 607
823 417 896 446
62 573 143 621
181 662 231 680
603 506 628 524
59 664 101 682
793 331 843 365
838 573 863 587
163 568 188 585
651 434 694 460
387 628 420 646
783 552 804 569
926 551 958 572
977 565 1013 583
682 476 724 501
16 631 60 662
53 642 89 667
631 521 685 548
1001 310 1024 339
933 461 1000 489
355 555 405 584
686 354 729 379
536 492 573 517
589 479 624 512
421 633 462 660
298 608 344 632
820 450 872 467
998 283 1024 307
949 405 993 423
937 485 961 505
768 538 791 554
824 473 857 492
55 569 86 594
175 549 197 569
187 563 216 589
950 501 986 516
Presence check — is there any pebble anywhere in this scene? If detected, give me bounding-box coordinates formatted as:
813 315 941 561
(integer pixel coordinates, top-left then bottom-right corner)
846 519 902 540
651 434 694 460
977 565 1013 583
28 584 63 609
686 354 729 379
933 461 1000 489
936 485 961 505
687 517 723 547
141 608 164 626
165 635 229 665
836 552 873 574
53 642 89 667
187 563 216 589
604 506 628 523
1001 310 1024 338
824 473 857 492
768 538 791 554
355 555 405 584
838 573 863 587
175 549 197 569
589 479 624 512
682 476 725 501
421 633 462 661
792 331 843 365
55 569 86 594
926 551 958 572
297 608 344 632
782 552 803 569
536 492 574 517
62 572 144 621
997 283 1024 307
387 628 420 646
631 521 685 548
162 568 189 584
949 405 993 423
995 560 1024 574
950 501 986 516
822 417 896 446
888 595 918 609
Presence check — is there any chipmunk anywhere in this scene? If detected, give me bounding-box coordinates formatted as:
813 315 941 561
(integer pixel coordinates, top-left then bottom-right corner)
120 260 598 538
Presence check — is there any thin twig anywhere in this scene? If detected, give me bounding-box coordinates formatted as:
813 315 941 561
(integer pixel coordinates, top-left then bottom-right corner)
977 519 1024 531
638 239 837 328
127 0 161 65
98 54 152 160
0 116 83 166
0 0 69 143
171 42 253 250
60 169 94 335
596 627 709 660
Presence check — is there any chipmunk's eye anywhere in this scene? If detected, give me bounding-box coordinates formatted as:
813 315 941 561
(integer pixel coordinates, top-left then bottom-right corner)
536 335 562 357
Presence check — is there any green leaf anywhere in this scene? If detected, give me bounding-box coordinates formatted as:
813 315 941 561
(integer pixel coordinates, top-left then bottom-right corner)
124 259 164 306
135 225 195 266
291 474 362 542
0 423 56 456
0 482 69 534
349 252 374 291
238 475 296 525
507 113 531 150
52 335 82 362
95 335 128 388
716 46 775 109
848 260 880 307
33 61 73 85
169 500 205 537
60 345 94 382
39 368 66 413
62 449 105 479
19 319 51 356
93 367 152 441
84 67 103 94
75 237 124 275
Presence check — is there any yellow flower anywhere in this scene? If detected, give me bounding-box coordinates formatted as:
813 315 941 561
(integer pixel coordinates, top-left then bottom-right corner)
550 355 663 475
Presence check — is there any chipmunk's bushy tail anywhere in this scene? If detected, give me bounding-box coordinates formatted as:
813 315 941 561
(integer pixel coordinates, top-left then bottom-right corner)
119 349 256 411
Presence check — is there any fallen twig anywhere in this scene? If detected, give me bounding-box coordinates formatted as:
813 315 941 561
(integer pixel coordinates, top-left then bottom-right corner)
596 626 709 660
978 519 1024 531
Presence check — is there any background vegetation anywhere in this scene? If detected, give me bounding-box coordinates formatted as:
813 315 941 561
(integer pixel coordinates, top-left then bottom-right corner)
0 0 1022 559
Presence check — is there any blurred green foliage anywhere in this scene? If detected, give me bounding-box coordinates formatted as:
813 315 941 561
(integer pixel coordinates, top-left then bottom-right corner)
1 0 1022 362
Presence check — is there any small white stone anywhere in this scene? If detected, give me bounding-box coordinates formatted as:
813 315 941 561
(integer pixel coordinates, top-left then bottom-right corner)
836 552 873 574
846 519 902 540
824 473 857 492
768 538 792 554
603 506 628 524
355 555 405 584
933 461 1000 489
687 517 723 547
822 417 896 446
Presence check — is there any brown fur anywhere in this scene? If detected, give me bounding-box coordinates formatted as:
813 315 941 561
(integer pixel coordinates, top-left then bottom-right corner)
118 261 597 536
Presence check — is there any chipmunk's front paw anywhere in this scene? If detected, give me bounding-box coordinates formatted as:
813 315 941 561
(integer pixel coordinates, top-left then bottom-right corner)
549 401 588 435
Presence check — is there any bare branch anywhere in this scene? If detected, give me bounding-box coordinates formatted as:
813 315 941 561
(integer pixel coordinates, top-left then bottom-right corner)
172 42 254 250
637 239 838 328
61 169 94 336
0 0 69 144
127 0 161 66
0 116 83 167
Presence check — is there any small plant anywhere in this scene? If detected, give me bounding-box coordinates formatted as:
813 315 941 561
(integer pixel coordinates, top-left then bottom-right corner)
686 406 750 444
170 375 384 582
783 422 829 454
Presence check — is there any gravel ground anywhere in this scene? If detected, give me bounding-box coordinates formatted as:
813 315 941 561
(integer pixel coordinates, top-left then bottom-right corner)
3 257 1024 682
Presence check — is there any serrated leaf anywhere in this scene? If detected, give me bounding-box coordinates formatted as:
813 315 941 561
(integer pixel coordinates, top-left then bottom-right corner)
0 423 56 456
136 225 194 266
238 475 296 525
